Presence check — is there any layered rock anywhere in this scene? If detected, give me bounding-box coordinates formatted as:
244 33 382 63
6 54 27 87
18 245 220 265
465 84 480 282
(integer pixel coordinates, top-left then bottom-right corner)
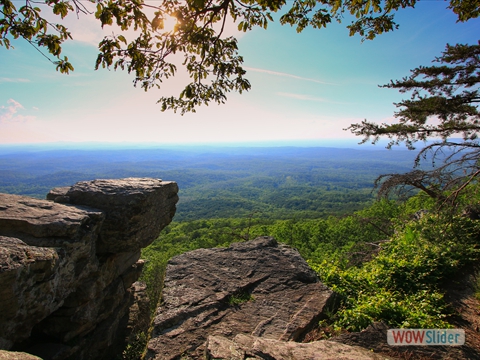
0 196 104 350
146 236 337 359
48 178 178 254
0 178 178 359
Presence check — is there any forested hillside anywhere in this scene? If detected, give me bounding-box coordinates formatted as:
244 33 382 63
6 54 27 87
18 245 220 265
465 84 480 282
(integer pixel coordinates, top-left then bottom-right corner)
0 145 416 219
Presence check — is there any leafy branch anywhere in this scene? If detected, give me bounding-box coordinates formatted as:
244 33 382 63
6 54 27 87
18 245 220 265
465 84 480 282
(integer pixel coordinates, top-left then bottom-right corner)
2 0 479 113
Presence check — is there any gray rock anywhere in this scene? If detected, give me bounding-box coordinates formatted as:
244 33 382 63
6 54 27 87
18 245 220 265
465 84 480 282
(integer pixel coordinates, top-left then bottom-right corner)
0 193 104 244
331 322 390 351
127 281 151 338
45 187 70 203
57 178 179 254
0 194 104 347
0 178 178 359
146 236 337 359
205 333 395 360
0 350 43 360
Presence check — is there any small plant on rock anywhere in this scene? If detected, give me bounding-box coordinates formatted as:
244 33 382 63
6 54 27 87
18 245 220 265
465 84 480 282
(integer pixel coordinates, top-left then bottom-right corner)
227 291 255 306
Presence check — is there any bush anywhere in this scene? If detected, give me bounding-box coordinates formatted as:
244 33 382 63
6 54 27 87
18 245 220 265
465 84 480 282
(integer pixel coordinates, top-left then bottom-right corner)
311 204 480 332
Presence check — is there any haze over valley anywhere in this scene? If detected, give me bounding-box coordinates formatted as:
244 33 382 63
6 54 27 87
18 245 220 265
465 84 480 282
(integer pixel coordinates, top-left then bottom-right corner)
0 144 417 220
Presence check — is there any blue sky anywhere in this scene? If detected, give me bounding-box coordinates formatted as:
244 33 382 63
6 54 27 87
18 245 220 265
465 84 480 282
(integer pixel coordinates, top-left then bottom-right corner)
0 2 479 145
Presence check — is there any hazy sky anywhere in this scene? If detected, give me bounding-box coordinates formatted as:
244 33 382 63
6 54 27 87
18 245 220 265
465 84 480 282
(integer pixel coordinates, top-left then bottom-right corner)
1 2 479 145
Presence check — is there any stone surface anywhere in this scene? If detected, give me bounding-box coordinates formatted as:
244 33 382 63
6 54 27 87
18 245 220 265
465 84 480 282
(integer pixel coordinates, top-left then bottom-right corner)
330 322 436 360
146 236 337 359
0 194 104 348
331 322 390 351
205 333 394 360
0 350 42 360
0 178 178 360
0 193 104 243
48 178 179 254
127 281 151 338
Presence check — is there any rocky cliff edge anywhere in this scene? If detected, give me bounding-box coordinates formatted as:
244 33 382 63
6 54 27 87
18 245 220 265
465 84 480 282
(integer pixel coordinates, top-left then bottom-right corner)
0 178 178 360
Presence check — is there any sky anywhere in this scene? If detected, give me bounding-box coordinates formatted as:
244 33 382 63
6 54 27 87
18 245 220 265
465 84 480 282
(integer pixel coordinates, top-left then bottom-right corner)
0 2 479 146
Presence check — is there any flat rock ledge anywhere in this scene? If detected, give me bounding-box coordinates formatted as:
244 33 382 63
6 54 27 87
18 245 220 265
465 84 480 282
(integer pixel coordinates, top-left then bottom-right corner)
205 333 394 360
0 178 178 360
146 236 338 359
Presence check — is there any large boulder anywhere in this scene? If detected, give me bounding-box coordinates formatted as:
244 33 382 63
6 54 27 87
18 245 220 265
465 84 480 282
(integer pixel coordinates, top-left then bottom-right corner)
146 236 337 359
0 178 178 359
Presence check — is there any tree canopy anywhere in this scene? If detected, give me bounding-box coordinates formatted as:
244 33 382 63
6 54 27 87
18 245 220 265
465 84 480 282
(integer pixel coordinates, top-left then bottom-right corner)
1 0 479 113
347 42 480 204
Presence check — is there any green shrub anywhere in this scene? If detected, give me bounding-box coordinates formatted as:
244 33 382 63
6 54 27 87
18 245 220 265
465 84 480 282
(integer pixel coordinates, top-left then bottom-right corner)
227 291 255 306
311 205 480 333
122 332 148 360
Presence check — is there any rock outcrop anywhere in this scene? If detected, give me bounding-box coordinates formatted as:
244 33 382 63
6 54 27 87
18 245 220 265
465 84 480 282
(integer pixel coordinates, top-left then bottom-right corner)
146 236 337 359
47 178 177 254
0 178 178 360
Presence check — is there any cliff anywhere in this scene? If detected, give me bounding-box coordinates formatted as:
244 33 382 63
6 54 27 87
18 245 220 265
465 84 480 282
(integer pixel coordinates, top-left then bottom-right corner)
0 178 178 360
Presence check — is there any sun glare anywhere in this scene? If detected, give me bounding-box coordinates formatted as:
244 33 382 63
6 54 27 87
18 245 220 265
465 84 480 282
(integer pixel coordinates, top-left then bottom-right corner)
161 15 178 33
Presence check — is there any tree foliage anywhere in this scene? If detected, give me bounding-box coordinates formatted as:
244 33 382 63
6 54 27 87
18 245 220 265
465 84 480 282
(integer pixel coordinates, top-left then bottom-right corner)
314 210 480 331
348 42 480 150
1 0 479 113
347 42 480 203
